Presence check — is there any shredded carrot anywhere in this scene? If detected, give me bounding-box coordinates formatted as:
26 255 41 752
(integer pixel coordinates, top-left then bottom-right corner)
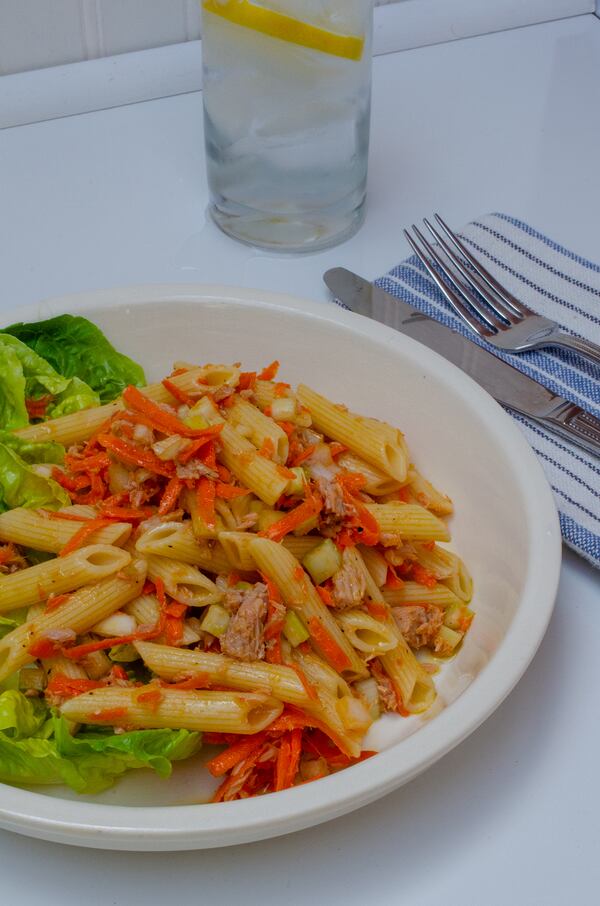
44 593 72 613
276 464 297 479
275 728 302 791
28 638 61 659
276 421 295 437
206 733 267 777
258 437 275 459
110 665 129 681
257 361 280 381
238 372 257 391
98 505 153 522
158 477 183 515
58 518 115 557
136 688 163 711
154 575 167 608
411 563 438 589
92 708 128 722
214 482 250 499
25 394 54 419
329 442 347 458
161 378 195 406
164 615 184 647
289 444 316 467
196 477 216 529
397 486 412 503
65 452 110 473
384 565 405 589
273 382 290 398
293 565 305 582
365 600 389 621
260 492 322 543
97 434 175 477
177 432 222 463
307 617 351 673
291 665 319 702
316 585 334 607
170 367 189 378
123 385 224 439
161 673 213 690
45 676 105 698
63 619 164 660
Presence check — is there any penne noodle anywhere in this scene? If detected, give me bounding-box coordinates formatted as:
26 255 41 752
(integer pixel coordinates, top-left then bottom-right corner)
135 522 232 574
0 561 146 682
144 555 222 607
337 451 403 496
60 687 283 734
383 582 461 609
335 609 398 655
226 396 289 463
358 545 389 587
0 508 131 553
408 470 454 516
0 545 131 614
297 384 409 482
135 641 312 707
217 531 257 572
281 535 322 560
365 503 450 543
249 536 368 681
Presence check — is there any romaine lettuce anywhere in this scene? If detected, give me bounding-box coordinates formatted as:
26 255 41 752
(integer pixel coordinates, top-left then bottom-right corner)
4 315 146 404
0 334 99 429
0 691 201 794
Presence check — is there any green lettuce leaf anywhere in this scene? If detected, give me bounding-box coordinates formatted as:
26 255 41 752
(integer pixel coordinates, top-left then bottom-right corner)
0 431 64 465
0 443 70 513
0 334 99 429
0 691 201 794
4 315 146 404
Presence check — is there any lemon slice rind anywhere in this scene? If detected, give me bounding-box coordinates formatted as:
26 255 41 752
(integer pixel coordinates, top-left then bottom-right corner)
203 0 365 61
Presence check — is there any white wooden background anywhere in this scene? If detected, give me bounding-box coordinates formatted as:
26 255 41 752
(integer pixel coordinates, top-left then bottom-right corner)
0 0 595 75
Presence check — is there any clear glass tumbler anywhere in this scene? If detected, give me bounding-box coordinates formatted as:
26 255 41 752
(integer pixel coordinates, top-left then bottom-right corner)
201 0 374 252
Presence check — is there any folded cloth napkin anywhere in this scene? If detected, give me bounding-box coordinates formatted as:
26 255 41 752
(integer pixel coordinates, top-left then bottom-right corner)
375 213 600 569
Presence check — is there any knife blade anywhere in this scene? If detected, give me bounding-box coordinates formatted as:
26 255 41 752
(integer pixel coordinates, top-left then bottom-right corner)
324 268 600 459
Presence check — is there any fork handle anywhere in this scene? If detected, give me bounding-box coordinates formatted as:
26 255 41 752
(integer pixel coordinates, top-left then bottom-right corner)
550 333 600 367
539 402 600 459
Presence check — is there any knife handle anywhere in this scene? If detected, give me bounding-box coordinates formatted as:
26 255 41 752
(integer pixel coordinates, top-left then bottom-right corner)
535 401 600 459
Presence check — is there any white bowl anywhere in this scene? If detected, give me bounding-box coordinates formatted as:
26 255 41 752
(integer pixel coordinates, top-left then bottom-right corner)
0 284 561 850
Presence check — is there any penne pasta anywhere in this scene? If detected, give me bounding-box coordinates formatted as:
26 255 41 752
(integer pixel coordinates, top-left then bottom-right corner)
135 522 232 574
226 396 289 463
0 508 131 553
335 609 398 655
297 384 409 482
365 503 450 543
0 561 146 682
144 555 222 607
249 536 368 680
60 687 284 734
337 451 403 496
383 582 462 609
0 545 131 614
408 470 454 516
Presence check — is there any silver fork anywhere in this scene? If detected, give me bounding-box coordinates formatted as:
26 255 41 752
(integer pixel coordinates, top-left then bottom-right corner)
403 214 600 367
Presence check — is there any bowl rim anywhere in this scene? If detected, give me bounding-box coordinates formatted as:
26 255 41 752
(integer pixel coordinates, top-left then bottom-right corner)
0 283 562 850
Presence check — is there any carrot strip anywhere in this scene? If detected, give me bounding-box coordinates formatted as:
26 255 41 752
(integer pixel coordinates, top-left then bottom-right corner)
206 733 267 777
28 638 61 659
384 566 404 589
196 478 216 529
257 361 279 381
161 673 213 690
98 505 154 522
214 482 250 499
365 600 389 621
258 438 275 459
161 378 195 406
276 421 295 437
136 688 163 711
329 442 348 458
44 593 72 613
122 385 222 439
43 510 92 522
289 444 316 467
291 665 319 702
65 452 110 473
411 563 438 589
58 518 115 557
238 372 257 391
97 434 175 477
25 394 54 419
307 617 352 673
316 585 334 607
92 708 128 722
154 576 167 608
45 676 105 698
158 477 183 515
260 492 322 543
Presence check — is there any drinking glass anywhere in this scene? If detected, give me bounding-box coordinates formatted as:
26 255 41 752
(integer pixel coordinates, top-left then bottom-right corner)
201 0 374 252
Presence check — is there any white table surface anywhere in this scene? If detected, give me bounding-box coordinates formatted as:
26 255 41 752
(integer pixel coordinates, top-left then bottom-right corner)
1 13 599 905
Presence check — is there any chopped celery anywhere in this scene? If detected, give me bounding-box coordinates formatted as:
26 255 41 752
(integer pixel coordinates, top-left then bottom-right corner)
287 467 307 496
293 514 319 536
200 604 230 638
283 611 309 647
257 507 283 532
302 539 342 585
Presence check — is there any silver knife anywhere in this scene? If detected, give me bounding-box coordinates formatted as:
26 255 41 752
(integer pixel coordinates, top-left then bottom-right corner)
324 268 600 459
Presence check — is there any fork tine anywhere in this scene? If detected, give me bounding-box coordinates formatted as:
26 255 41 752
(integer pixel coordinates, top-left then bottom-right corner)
423 218 521 326
410 225 504 332
403 227 493 339
434 214 529 317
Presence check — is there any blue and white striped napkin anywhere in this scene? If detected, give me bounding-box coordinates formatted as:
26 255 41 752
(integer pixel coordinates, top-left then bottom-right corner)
376 213 600 569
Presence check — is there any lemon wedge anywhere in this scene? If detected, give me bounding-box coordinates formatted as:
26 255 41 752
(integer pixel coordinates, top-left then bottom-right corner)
202 0 365 61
